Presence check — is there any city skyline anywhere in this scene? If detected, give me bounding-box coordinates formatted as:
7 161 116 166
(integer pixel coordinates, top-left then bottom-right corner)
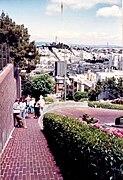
0 0 122 46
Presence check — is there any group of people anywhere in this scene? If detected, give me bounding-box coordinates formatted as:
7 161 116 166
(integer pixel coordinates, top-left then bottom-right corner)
13 95 45 129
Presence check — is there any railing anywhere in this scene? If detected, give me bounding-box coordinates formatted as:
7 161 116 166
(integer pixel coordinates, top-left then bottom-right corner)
0 43 10 71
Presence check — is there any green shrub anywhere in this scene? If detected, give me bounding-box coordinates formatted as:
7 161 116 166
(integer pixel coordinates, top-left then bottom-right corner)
88 101 123 110
79 98 88 102
43 113 123 180
44 97 55 104
81 113 98 124
74 91 88 101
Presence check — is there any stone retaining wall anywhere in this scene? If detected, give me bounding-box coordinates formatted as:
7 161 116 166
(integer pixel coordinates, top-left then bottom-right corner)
0 64 16 154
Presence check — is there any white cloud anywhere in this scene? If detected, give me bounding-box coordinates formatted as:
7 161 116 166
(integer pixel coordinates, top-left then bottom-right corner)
46 0 120 15
60 31 122 45
81 31 121 45
30 29 121 46
46 3 61 15
96 5 121 17
54 30 80 38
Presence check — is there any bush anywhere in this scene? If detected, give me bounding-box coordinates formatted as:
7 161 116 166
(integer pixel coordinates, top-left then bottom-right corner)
43 113 123 180
88 101 123 110
81 113 98 124
79 98 88 102
44 97 55 104
74 91 88 101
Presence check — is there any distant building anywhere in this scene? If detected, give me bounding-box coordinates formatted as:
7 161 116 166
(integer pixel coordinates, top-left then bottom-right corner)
96 70 123 82
108 54 123 70
55 73 94 99
55 61 67 76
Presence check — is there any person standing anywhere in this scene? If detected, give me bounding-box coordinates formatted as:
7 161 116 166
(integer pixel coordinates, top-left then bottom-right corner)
39 95 45 113
34 100 41 119
20 98 27 128
29 97 35 114
38 95 45 130
13 99 27 128
25 95 31 116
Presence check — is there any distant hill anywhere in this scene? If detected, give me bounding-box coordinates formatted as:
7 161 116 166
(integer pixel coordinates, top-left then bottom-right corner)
35 41 50 46
35 41 122 48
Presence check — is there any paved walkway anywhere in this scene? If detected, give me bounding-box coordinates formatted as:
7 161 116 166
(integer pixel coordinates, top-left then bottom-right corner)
0 115 63 180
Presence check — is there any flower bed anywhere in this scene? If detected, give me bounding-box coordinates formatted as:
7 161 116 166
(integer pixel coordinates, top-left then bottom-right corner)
93 123 123 138
80 113 123 138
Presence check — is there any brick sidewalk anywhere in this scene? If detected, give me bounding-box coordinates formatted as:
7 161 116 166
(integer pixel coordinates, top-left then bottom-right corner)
0 115 63 180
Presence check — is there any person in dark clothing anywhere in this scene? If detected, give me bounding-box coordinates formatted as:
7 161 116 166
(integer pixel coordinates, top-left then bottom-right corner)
34 100 40 119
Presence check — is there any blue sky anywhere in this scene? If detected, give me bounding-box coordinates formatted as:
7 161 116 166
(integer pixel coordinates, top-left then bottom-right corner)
0 0 122 45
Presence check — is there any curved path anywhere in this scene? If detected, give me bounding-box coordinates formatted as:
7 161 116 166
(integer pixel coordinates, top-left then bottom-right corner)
0 114 63 180
52 107 123 125
1 106 123 180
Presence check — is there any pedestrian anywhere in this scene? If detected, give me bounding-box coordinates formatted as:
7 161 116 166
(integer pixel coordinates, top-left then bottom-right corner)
13 99 27 128
34 99 40 119
39 95 45 114
25 95 31 116
38 95 45 130
29 97 35 114
20 98 27 127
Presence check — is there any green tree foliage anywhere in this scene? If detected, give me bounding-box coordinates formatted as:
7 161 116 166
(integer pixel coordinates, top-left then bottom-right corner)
21 73 32 97
88 88 97 101
117 78 123 97
22 74 55 99
95 79 104 96
32 74 55 99
0 11 40 69
92 77 123 100
106 77 119 97
74 91 88 101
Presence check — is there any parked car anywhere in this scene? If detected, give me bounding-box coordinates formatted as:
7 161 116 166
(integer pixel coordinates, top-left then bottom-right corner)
115 116 123 125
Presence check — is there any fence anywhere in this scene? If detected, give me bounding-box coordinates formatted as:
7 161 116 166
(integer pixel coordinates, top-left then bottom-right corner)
0 43 10 71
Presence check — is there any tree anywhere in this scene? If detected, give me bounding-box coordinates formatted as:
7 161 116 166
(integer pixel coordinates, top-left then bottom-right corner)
21 77 32 97
106 77 119 98
117 78 123 97
22 74 55 99
95 79 104 96
0 11 40 69
88 88 97 101
31 74 55 99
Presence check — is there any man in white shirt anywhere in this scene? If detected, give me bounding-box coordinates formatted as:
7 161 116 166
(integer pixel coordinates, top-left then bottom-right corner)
13 99 27 128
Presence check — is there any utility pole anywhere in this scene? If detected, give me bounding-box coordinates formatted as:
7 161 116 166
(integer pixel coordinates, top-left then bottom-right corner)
64 52 67 101
61 2 66 101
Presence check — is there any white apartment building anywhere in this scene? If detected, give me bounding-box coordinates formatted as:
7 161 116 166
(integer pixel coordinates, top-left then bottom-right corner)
108 54 123 70
96 70 123 82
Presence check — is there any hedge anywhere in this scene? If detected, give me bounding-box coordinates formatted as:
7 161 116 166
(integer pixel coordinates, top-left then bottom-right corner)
43 113 123 180
88 101 123 110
